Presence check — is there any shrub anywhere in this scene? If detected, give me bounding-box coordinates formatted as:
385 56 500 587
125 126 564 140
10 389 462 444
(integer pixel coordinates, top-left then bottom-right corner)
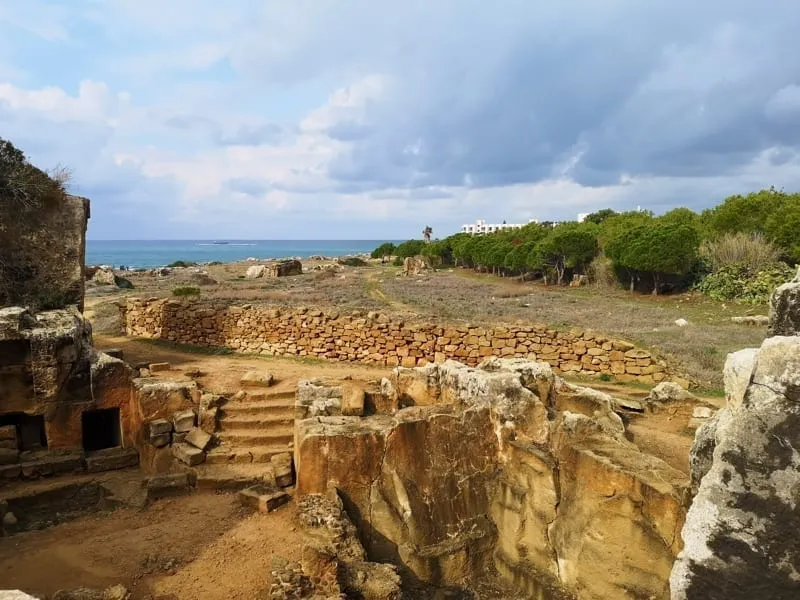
371 242 396 261
172 286 201 297
167 260 197 268
586 256 618 288
114 275 134 289
700 232 781 273
339 257 368 267
394 239 426 259
695 262 794 304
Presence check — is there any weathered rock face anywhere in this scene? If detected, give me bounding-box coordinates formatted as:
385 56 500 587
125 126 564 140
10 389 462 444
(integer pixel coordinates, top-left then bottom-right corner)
670 335 800 599
0 194 89 311
0 306 135 457
269 493 402 600
295 358 690 599
768 266 800 336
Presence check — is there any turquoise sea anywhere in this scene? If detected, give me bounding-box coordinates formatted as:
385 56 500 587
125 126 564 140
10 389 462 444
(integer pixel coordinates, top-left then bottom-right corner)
86 240 395 269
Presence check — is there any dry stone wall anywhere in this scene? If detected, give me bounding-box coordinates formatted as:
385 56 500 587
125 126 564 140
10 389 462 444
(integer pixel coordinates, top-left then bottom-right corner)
122 298 678 384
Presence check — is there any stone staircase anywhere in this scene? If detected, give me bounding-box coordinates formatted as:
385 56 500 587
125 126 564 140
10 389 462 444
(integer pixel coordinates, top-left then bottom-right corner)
206 390 295 466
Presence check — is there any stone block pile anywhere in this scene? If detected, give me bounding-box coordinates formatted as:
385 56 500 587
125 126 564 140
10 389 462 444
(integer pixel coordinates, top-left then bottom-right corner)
123 299 681 385
144 404 221 468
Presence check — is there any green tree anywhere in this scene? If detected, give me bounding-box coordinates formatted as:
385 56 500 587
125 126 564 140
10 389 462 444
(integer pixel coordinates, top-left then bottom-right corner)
764 194 800 263
534 222 599 285
704 188 786 236
371 242 396 263
394 239 426 259
583 208 617 225
607 222 699 294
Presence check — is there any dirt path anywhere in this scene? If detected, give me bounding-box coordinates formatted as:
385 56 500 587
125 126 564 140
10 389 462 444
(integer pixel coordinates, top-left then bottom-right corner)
0 493 301 599
94 335 392 396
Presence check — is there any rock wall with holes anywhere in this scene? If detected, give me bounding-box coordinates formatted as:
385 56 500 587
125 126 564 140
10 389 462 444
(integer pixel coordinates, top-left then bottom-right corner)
121 298 685 385
294 358 691 600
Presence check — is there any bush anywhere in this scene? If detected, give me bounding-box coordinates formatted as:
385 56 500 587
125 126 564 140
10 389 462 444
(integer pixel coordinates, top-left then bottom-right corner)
172 286 201 297
371 242 396 261
700 232 780 273
394 239 426 259
695 263 794 304
586 256 617 288
167 260 197 268
339 257 368 267
114 275 134 289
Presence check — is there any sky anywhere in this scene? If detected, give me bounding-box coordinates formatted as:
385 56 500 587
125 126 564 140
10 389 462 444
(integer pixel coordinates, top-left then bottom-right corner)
1 1 800 240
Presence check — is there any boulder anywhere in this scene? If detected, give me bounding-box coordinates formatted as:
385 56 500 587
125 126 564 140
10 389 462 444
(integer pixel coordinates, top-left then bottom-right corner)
271 452 294 487
768 266 800 336
646 381 695 408
240 370 275 387
189 273 218 286
671 335 800 599
402 255 429 276
245 265 266 279
91 268 116 286
265 259 302 278
723 348 758 410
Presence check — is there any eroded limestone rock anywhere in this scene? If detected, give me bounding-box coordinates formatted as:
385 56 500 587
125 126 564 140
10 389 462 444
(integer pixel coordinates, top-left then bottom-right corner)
671 335 800 599
768 266 800 336
296 359 689 598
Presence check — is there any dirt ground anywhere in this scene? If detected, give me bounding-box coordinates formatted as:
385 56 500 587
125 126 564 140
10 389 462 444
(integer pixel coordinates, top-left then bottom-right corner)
0 491 301 599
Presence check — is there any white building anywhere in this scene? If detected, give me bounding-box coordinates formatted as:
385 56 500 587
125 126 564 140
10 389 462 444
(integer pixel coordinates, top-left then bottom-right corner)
461 218 538 235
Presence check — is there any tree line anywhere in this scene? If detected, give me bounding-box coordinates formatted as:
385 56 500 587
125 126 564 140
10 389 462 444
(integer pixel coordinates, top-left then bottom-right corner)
373 188 799 299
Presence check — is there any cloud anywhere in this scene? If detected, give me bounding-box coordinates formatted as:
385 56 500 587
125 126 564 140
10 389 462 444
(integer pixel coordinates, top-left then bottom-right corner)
1 0 800 240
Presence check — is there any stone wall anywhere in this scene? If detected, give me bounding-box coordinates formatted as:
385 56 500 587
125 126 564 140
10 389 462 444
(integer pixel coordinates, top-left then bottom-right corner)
122 298 678 384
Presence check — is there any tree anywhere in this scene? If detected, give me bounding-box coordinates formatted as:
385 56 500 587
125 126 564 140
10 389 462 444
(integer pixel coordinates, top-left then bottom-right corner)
371 242 396 263
606 222 699 294
764 194 800 263
394 239 426 259
583 208 617 225
704 188 786 237
534 222 598 285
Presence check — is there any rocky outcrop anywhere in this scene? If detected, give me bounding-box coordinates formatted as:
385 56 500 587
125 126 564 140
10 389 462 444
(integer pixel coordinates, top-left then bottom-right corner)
671 291 800 598
768 266 800 336
269 493 402 599
246 260 303 280
295 358 690 599
402 255 430 276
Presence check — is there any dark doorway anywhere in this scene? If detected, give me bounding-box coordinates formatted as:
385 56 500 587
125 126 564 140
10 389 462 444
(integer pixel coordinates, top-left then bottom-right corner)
81 408 121 451
0 413 47 450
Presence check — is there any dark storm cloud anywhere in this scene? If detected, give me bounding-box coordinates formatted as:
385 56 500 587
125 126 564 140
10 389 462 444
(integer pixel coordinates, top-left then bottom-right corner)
234 0 800 195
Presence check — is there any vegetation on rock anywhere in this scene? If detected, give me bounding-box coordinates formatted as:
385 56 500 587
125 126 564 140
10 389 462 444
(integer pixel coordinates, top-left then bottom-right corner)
172 286 201 297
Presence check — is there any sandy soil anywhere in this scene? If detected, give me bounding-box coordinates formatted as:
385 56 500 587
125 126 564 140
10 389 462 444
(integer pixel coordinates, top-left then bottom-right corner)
0 492 300 600
94 334 392 397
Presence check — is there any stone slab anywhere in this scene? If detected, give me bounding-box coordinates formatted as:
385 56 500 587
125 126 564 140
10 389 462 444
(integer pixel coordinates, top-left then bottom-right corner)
270 452 294 488
172 443 205 466
149 362 171 372
146 472 192 500
172 409 196 433
85 447 139 473
104 348 124 359
149 418 172 436
150 433 171 448
341 385 366 417
185 428 213 452
238 484 290 513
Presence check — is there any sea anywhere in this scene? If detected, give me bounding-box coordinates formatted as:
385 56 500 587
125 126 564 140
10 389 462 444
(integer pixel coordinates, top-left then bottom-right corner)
86 240 396 269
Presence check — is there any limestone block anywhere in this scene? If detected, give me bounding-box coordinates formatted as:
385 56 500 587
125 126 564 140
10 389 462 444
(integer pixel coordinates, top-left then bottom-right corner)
85 447 139 473
239 485 290 513
185 427 213 451
240 370 275 387
172 442 205 466
146 472 192 500
271 452 294 488
172 409 196 433
149 362 171 372
723 347 758 410
341 385 366 417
